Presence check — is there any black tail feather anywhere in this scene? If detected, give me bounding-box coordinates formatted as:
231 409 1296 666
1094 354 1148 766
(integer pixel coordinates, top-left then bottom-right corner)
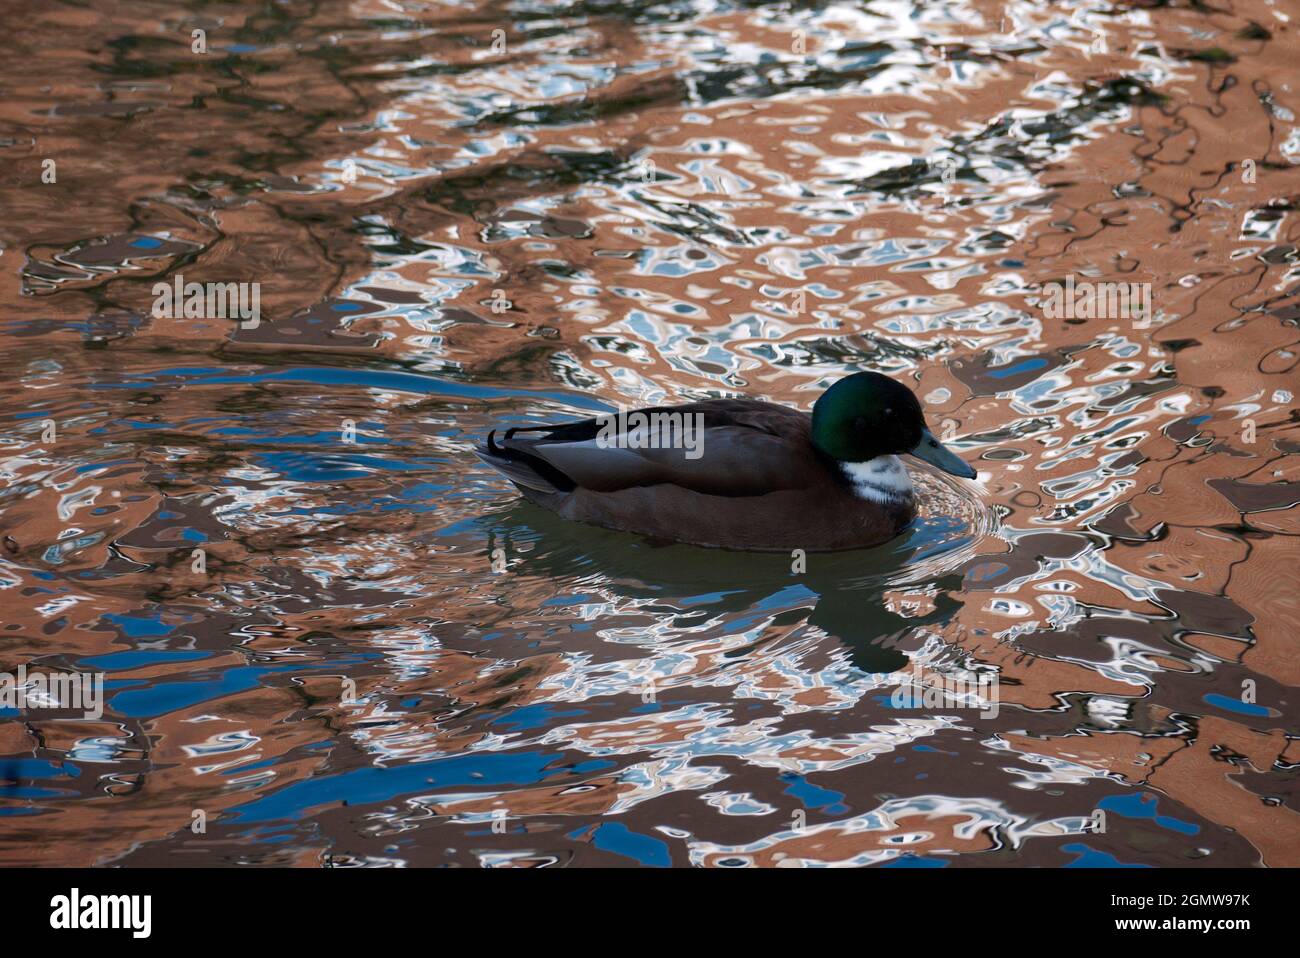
476 426 578 494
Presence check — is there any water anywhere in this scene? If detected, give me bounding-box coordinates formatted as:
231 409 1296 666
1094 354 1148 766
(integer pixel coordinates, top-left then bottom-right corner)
0 0 1297 867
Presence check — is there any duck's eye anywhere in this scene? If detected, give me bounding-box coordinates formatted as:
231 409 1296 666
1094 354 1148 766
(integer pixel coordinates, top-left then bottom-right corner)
854 416 867 432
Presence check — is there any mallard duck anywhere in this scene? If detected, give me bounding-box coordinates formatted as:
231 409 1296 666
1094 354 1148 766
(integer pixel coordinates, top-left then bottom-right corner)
475 371 976 552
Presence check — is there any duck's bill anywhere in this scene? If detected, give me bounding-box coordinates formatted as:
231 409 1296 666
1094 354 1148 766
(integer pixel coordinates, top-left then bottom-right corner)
909 429 977 479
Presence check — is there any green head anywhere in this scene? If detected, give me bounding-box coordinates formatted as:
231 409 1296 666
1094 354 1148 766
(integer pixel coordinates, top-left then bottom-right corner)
811 371 977 478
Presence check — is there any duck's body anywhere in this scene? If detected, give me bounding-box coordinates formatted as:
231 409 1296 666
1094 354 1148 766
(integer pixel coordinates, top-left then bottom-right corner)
475 372 976 552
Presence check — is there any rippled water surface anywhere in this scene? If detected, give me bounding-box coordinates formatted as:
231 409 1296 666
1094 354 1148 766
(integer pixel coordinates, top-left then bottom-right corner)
1 0 1298 867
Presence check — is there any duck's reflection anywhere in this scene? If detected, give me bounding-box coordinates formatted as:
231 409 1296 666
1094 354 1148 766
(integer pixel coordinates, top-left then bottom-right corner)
478 502 973 674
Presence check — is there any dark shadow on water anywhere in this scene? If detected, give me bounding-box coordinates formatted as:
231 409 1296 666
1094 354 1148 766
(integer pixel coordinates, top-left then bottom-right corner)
475 502 975 674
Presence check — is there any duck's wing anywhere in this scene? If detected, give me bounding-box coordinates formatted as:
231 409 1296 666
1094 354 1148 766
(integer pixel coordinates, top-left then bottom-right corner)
475 399 823 497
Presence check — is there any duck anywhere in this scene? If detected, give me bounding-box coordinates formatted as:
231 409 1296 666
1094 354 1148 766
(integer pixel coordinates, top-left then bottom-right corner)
474 371 977 552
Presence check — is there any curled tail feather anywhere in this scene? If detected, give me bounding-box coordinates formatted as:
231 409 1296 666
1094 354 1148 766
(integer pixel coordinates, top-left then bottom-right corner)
476 427 575 495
